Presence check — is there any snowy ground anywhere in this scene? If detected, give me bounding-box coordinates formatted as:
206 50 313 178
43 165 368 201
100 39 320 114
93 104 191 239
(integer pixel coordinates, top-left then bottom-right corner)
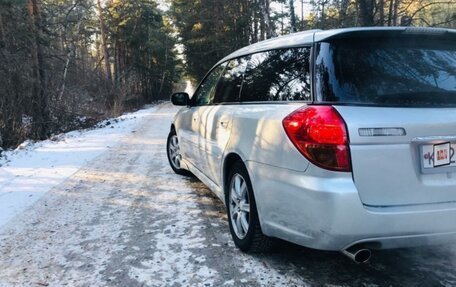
0 106 155 229
0 103 456 286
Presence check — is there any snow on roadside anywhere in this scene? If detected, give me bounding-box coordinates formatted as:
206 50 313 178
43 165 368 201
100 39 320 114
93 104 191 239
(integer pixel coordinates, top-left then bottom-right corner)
0 105 157 230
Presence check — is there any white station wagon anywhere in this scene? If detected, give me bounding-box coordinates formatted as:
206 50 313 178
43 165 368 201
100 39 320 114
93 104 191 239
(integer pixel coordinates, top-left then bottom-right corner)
167 27 456 263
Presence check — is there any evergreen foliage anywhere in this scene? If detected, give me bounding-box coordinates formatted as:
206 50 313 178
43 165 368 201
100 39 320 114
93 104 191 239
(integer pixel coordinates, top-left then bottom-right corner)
0 0 454 148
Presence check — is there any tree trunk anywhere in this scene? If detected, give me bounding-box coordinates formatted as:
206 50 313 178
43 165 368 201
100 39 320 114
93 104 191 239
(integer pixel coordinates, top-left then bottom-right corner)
379 0 385 25
262 0 276 38
157 35 168 100
96 0 112 83
339 0 350 27
59 19 83 101
357 0 375 26
392 0 400 25
240 0 248 46
387 0 394 26
80 38 88 75
114 38 120 88
321 1 326 28
259 0 265 41
58 49 71 101
253 0 258 43
281 3 284 34
289 0 297 33
28 0 49 140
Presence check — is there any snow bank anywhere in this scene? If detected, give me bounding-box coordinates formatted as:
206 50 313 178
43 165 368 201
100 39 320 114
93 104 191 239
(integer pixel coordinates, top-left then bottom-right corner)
0 105 157 230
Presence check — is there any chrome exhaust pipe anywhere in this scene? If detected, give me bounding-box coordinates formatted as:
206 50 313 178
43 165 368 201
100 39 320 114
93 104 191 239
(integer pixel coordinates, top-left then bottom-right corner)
342 246 371 263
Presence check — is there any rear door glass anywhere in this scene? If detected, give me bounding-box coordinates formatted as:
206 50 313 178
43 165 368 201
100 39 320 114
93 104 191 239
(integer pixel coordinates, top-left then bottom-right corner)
213 57 249 104
240 47 312 102
315 38 456 106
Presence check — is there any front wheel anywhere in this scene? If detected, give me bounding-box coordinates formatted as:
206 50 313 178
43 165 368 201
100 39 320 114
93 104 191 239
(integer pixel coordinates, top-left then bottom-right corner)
226 161 274 253
167 129 190 176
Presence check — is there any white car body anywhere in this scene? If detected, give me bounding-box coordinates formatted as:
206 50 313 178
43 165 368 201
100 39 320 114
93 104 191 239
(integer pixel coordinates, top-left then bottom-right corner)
168 27 456 258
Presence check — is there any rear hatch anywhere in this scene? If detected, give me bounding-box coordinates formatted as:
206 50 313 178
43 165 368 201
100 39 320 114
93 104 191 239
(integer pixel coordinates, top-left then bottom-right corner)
314 29 456 206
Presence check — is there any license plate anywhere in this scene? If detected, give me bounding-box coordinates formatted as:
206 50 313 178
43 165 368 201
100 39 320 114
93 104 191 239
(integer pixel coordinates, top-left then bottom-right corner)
422 142 456 169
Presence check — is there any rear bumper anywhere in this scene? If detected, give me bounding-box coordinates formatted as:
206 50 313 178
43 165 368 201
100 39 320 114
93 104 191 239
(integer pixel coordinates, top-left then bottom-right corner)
246 161 456 251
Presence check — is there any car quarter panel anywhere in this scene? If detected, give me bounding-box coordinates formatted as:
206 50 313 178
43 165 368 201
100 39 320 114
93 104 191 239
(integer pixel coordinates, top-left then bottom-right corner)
224 103 310 173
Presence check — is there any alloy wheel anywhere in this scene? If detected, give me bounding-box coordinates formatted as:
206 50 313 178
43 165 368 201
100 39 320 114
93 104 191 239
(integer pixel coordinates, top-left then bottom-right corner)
168 134 181 169
229 173 251 239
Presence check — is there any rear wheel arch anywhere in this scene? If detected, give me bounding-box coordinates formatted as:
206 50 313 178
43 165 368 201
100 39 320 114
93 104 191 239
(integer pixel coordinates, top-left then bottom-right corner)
223 153 244 194
222 153 263 223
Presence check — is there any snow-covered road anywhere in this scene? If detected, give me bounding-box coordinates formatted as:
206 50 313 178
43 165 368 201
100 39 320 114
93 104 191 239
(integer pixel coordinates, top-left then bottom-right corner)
1 103 456 286
0 104 307 286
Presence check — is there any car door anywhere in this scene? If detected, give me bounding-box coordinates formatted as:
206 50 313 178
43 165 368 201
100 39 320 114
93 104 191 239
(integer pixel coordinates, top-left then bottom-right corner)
199 57 249 186
174 106 196 166
180 63 226 171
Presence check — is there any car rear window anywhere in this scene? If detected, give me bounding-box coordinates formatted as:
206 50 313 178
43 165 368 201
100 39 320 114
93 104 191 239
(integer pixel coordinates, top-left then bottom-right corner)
315 37 456 107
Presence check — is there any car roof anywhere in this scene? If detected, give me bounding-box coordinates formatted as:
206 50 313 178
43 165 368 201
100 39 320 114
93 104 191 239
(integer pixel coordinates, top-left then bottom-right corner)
216 26 456 66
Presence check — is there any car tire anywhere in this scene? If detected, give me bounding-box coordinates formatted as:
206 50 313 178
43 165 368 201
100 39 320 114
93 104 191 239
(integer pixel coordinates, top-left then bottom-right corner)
226 161 275 253
167 129 191 176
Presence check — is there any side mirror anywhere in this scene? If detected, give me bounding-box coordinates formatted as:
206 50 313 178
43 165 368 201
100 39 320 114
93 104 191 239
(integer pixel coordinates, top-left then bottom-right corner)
171 92 190 106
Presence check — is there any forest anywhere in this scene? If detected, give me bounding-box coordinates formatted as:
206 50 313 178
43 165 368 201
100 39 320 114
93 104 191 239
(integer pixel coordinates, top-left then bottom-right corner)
0 0 455 149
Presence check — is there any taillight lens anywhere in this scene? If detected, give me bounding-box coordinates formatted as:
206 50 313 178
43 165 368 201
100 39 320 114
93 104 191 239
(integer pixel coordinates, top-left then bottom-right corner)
282 106 351 172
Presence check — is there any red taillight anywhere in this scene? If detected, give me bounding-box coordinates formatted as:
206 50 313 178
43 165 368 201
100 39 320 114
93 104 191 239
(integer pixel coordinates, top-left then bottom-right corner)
282 106 351 172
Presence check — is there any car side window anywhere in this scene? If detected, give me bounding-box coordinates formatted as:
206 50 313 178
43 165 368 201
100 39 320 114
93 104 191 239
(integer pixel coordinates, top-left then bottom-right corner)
240 47 312 102
192 63 226 106
213 57 249 104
